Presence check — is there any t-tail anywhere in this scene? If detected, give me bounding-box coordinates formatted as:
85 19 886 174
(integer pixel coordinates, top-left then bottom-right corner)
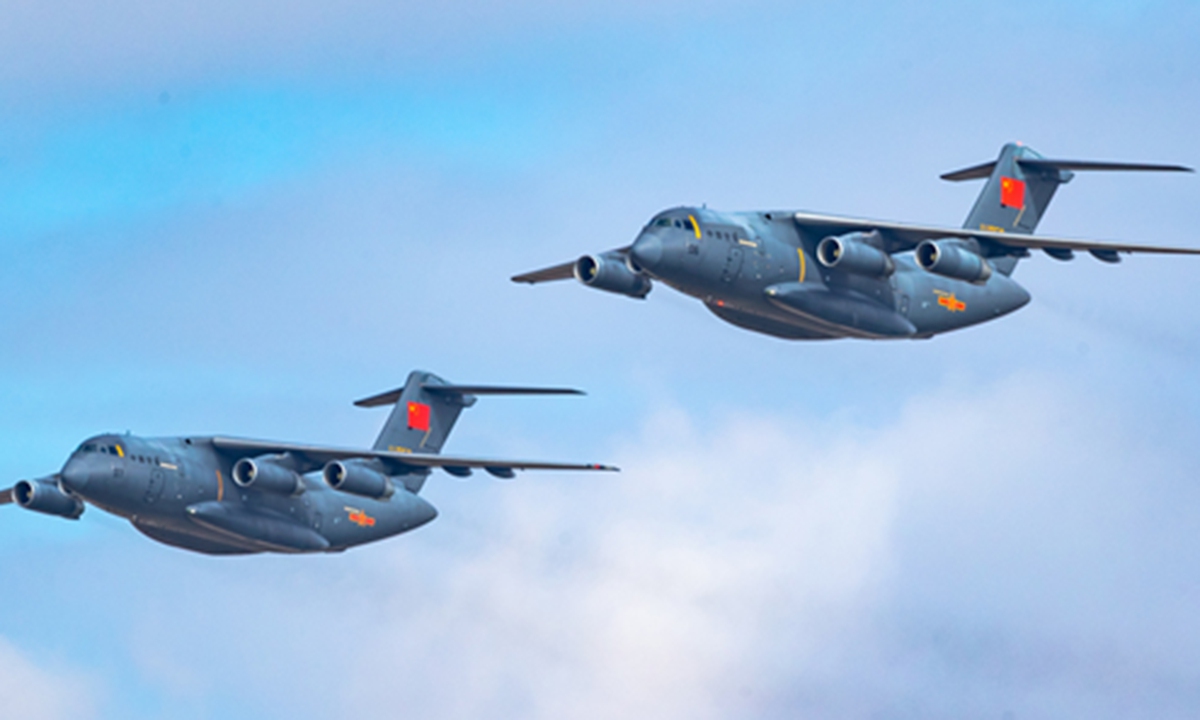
942 142 1192 274
354 370 584 454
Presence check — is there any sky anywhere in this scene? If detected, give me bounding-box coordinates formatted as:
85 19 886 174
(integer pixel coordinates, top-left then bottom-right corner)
2 0 1199 717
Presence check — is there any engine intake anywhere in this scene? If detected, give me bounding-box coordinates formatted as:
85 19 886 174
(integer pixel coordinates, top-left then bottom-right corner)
816 231 894 277
575 253 652 298
14 477 84 519
232 457 304 495
322 460 393 499
915 239 993 283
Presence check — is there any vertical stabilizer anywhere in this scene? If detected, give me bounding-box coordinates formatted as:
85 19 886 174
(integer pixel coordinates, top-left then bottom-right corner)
353 372 585 455
951 142 1069 237
944 142 1072 275
942 143 1190 275
358 371 473 454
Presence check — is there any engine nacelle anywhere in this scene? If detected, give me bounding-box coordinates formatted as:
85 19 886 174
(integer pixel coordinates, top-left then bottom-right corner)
14 477 84 519
322 460 393 499
915 239 993 283
232 457 304 495
816 231 894 277
574 253 651 298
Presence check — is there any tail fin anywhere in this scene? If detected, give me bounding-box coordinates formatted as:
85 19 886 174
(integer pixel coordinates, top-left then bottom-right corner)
354 370 583 454
942 142 1192 274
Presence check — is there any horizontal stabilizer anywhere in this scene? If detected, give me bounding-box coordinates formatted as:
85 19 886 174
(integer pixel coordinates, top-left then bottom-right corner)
940 161 998 182
423 385 584 397
943 157 1194 181
355 384 583 407
1019 159 1193 174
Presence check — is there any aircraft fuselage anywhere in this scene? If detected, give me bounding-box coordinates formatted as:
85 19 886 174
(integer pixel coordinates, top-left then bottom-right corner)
629 208 1031 340
516 144 1196 340
52 434 436 555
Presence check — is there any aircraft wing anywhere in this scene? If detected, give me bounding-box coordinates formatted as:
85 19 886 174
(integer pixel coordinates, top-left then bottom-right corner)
511 246 631 284
210 437 618 474
0 487 12 505
791 211 1200 258
511 261 575 284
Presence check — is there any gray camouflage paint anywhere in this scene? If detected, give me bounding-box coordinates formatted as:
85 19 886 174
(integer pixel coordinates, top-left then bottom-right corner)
631 206 1031 340
1 372 612 555
517 143 1193 340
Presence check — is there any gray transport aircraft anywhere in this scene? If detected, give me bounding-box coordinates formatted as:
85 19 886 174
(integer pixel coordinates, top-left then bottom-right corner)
515 143 1197 340
0 371 616 555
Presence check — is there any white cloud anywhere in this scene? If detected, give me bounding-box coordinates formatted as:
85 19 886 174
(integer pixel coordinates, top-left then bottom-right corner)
0 637 97 720
284 370 1196 719
6 367 1199 720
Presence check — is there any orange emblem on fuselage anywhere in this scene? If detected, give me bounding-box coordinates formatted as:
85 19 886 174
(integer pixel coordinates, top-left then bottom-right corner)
346 507 376 527
935 291 966 312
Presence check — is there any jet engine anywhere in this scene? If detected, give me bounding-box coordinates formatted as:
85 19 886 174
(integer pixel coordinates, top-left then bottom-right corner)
14 477 84 519
232 457 304 495
816 231 894 277
322 460 394 499
574 252 652 298
915 239 993 283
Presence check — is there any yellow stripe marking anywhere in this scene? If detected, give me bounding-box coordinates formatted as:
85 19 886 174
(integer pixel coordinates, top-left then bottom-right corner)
687 214 702 239
798 248 807 283
115 445 124 458
216 469 224 501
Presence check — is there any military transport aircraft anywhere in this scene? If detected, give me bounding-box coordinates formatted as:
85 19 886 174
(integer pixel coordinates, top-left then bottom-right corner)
514 143 1197 340
0 370 615 555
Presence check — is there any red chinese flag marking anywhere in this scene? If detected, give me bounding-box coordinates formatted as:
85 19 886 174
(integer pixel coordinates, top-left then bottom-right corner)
1000 176 1025 209
407 402 431 431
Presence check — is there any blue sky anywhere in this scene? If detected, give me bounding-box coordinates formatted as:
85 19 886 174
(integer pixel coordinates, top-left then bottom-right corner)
2 1 1200 718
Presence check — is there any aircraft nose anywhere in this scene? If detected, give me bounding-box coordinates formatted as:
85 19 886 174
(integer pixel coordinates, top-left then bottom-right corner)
630 234 663 271
59 460 90 493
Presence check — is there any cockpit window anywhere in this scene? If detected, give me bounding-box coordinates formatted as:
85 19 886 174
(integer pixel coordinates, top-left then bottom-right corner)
655 218 672 227
80 443 97 452
681 217 696 232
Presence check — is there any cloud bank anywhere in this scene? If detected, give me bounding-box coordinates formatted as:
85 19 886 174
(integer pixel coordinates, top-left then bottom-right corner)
32 369 1189 719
